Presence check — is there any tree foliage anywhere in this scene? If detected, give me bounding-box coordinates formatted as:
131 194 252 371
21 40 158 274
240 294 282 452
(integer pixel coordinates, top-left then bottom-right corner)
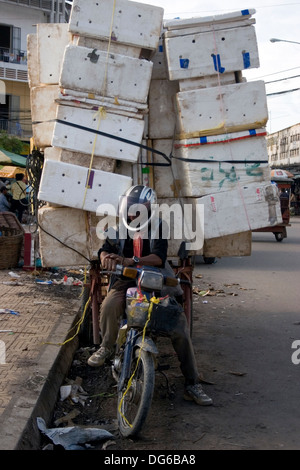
0 131 23 154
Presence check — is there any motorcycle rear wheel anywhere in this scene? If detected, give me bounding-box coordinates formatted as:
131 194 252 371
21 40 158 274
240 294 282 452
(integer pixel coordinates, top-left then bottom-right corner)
118 348 155 437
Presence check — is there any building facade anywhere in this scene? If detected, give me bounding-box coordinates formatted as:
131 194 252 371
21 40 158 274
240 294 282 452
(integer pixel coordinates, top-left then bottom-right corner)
0 0 69 143
267 122 300 174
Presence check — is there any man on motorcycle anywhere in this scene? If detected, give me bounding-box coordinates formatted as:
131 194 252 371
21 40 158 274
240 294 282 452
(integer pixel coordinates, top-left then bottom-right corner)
87 185 212 406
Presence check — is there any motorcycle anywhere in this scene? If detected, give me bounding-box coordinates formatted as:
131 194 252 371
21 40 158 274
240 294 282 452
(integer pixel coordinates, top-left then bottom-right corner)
110 264 190 438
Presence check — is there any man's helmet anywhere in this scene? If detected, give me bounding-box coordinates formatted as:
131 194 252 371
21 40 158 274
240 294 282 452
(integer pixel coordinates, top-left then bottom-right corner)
119 185 157 233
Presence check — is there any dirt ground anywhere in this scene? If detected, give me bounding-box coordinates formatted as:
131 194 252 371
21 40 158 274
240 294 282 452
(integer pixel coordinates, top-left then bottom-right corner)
41 267 289 452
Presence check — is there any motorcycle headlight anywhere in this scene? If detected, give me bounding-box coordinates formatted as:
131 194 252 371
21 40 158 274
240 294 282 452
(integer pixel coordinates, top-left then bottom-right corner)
139 270 164 292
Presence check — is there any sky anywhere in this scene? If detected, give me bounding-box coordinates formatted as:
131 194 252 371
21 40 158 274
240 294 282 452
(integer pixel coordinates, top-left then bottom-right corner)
137 0 300 134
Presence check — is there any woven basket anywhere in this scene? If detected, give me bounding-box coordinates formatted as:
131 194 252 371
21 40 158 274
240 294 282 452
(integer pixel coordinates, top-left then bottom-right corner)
0 214 24 269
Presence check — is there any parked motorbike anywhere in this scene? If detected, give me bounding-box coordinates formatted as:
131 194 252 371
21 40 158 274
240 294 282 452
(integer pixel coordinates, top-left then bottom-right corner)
110 264 190 437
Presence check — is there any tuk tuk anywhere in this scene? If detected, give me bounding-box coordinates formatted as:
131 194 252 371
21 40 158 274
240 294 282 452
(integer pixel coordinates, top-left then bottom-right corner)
252 176 292 242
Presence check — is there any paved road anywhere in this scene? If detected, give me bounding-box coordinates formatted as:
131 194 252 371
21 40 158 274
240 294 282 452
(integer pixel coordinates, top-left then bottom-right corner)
188 216 300 449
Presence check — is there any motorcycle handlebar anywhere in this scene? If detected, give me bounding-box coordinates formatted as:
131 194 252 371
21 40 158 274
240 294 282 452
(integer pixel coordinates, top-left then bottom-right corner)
100 266 192 286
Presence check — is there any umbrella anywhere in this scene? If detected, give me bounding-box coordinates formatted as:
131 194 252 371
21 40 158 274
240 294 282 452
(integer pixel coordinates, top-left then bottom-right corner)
271 169 294 179
0 148 27 168
0 165 27 179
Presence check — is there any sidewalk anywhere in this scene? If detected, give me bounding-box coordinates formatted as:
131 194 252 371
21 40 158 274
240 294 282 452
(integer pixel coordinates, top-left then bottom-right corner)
0 267 82 450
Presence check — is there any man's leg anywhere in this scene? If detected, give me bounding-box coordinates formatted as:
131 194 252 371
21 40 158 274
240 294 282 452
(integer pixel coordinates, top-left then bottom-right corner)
170 312 213 405
87 280 131 367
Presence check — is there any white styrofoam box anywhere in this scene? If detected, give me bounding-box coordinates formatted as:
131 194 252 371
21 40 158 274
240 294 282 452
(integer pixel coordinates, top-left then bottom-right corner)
31 85 60 148
156 196 202 256
37 23 71 85
60 89 148 113
197 182 282 240
57 93 145 120
151 31 168 80
164 19 255 39
203 231 252 257
176 81 268 138
164 25 259 81
38 159 132 214
38 205 116 266
148 79 179 139
60 45 153 104
27 34 39 88
174 128 268 160
68 0 163 50
178 160 270 198
164 9 256 31
178 72 241 92
52 105 145 162
75 35 142 58
173 130 270 197
152 139 181 198
44 147 116 173
152 133 270 198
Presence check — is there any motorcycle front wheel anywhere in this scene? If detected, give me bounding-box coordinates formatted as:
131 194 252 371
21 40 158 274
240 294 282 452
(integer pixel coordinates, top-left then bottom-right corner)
117 347 155 437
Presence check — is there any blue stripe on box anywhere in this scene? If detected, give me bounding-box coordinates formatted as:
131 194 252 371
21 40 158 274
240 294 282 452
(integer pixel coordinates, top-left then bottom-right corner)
249 129 256 136
200 137 208 144
241 9 250 15
179 58 189 69
243 52 251 69
86 170 95 189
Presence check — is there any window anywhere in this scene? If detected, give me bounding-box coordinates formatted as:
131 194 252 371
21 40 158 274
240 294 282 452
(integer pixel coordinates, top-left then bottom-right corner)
0 24 21 62
0 94 20 135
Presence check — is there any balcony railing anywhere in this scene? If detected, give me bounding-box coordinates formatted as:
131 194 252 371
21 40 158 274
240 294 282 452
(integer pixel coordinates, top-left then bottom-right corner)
0 119 32 139
0 0 55 11
0 48 27 65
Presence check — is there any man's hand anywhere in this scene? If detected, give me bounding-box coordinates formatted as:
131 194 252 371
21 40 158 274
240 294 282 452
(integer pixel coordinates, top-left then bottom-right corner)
101 253 122 271
100 253 134 271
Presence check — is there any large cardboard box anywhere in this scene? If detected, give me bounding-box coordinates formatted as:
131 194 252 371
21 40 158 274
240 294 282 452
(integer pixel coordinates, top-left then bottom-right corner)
38 160 132 214
68 0 163 51
52 105 145 162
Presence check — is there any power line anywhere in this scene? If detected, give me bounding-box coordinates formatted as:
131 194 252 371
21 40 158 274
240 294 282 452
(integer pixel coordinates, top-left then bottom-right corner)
267 87 300 96
265 74 300 84
247 66 300 80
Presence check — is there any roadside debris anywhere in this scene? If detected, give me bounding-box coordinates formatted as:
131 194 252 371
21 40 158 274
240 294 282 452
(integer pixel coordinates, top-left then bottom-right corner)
37 417 115 450
35 276 83 286
0 309 20 315
60 376 88 406
54 409 81 427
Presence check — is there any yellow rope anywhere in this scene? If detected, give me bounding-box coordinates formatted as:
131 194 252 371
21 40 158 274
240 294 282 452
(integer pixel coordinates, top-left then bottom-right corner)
43 296 91 347
81 106 107 209
102 0 117 97
81 0 117 209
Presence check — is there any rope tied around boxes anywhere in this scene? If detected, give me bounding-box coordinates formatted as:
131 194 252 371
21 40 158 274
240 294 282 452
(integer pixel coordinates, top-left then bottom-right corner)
32 118 173 167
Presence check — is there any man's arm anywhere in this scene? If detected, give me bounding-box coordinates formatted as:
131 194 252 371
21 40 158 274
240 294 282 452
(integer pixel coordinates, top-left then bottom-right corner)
101 251 163 271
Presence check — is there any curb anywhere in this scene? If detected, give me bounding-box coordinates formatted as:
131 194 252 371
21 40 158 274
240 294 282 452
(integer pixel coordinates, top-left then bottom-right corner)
0 308 81 450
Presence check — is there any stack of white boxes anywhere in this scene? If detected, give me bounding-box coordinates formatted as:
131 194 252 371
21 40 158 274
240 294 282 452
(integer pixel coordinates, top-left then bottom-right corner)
148 9 282 257
28 4 282 266
27 0 164 266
